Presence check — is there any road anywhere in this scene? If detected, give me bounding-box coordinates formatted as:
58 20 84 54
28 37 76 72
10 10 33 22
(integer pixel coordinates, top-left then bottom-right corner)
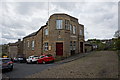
2 51 88 78
2 51 118 78
2 62 57 78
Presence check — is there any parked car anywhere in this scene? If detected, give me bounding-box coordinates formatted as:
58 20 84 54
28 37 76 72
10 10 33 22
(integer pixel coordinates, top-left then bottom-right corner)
17 57 26 63
37 54 55 64
0 58 14 71
13 57 18 62
26 55 39 64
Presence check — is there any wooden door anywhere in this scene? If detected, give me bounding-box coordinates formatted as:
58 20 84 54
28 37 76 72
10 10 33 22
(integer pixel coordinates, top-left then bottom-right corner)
56 43 63 56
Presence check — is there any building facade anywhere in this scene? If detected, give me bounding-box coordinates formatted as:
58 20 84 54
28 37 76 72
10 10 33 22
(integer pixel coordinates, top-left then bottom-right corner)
23 13 85 58
8 39 24 58
84 42 93 53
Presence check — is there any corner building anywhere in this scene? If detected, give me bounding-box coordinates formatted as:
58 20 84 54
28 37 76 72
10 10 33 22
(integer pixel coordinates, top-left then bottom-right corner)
23 13 85 58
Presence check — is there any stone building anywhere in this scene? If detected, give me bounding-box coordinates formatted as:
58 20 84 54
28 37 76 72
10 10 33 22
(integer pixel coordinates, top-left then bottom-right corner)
23 13 85 58
8 39 24 58
84 42 93 53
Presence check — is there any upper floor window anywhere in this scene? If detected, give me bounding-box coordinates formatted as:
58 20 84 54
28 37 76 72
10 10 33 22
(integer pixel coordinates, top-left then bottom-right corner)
73 26 76 34
70 24 72 32
56 20 62 29
32 40 35 50
27 40 29 47
44 42 48 51
65 20 70 30
80 29 83 35
45 28 48 35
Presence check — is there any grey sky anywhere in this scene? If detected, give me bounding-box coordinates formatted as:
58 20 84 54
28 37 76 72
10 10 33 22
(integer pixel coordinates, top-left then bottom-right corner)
0 1 118 44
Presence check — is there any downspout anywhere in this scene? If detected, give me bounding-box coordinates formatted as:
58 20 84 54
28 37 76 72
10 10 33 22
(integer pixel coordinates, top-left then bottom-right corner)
78 26 79 54
41 28 43 55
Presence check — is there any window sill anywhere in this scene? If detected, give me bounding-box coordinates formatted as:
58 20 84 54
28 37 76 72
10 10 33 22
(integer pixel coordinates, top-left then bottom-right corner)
44 50 48 51
55 29 64 30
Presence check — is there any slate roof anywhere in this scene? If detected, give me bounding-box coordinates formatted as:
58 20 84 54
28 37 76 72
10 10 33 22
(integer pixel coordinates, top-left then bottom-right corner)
23 32 37 39
23 24 47 39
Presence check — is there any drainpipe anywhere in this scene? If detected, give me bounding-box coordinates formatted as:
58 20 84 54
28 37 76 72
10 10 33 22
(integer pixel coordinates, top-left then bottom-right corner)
78 26 80 54
41 28 43 55
78 34 79 54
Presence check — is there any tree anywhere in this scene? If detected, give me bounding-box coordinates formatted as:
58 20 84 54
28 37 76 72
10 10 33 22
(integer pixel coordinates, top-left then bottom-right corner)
114 30 120 50
114 30 120 38
116 39 120 50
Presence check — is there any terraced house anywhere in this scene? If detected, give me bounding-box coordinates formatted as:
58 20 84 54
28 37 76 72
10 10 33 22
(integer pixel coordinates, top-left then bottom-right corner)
23 13 85 58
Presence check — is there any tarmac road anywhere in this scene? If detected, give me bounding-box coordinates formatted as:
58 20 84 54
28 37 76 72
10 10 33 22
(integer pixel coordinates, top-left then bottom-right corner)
2 62 57 78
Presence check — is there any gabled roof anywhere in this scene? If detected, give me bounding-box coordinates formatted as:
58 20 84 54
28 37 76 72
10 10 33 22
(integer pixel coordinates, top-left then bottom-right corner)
8 39 23 46
8 43 17 46
23 24 47 39
23 32 37 39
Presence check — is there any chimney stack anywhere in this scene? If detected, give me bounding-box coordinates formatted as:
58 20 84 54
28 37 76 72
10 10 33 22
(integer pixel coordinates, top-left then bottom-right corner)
18 39 21 42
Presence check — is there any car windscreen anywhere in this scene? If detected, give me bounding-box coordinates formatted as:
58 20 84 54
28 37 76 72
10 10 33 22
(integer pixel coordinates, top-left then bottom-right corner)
46 54 52 57
2 59 11 63
39 56 45 58
34 56 38 57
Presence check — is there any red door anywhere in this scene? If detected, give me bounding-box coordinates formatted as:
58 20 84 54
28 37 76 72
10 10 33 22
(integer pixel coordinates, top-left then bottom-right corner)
56 43 63 56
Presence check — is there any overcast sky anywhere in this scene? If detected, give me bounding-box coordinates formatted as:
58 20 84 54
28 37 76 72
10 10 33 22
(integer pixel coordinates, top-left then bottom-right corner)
0 1 118 44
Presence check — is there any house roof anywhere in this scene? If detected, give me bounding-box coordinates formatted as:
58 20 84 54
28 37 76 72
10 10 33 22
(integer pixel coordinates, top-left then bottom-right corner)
23 24 47 39
23 32 37 39
79 24 84 27
84 42 92 46
8 39 23 46
8 43 17 46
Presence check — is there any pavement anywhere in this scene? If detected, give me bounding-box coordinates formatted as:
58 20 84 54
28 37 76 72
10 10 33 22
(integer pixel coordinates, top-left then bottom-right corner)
55 51 91 64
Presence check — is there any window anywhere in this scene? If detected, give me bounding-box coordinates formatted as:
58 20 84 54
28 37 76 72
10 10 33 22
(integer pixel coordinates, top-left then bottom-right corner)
32 40 35 50
65 20 70 30
45 28 48 35
73 26 76 34
70 41 72 50
80 29 82 35
70 24 72 31
73 41 76 50
27 40 29 47
44 42 48 51
56 20 62 29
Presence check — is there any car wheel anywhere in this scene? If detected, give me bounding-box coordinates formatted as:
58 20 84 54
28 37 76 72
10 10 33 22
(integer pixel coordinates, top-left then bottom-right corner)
9 66 13 71
9 68 13 71
42 61 46 64
52 60 54 63
37 61 39 64
30 60 32 64
26 61 29 64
